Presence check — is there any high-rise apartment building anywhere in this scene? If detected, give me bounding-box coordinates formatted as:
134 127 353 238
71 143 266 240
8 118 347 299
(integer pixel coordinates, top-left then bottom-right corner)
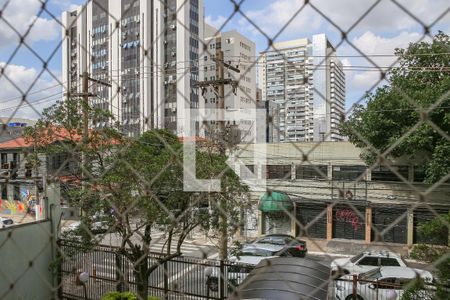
258 34 345 142
200 24 257 143
62 0 203 137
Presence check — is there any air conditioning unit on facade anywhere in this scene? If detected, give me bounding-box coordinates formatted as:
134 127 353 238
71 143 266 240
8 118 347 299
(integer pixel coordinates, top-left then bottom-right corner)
170 24 176 30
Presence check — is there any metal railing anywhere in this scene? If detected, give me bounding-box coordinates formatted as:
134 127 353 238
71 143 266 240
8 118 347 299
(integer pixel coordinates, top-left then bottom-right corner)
58 239 250 300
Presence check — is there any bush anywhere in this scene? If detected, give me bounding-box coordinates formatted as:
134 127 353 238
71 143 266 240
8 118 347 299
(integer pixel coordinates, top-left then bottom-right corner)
101 292 137 300
409 244 443 262
101 292 160 300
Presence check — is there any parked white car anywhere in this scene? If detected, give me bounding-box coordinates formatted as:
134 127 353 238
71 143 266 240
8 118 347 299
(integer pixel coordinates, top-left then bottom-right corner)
0 217 14 228
335 266 434 300
64 220 110 234
331 251 407 276
205 244 284 292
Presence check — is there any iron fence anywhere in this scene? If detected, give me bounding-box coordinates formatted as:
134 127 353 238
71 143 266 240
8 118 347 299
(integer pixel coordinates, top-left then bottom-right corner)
58 239 250 300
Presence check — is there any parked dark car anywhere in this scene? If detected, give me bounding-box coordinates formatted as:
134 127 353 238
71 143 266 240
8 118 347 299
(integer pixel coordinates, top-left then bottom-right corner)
249 234 307 257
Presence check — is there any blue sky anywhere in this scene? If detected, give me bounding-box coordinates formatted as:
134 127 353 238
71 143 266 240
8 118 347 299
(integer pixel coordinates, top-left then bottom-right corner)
0 0 449 119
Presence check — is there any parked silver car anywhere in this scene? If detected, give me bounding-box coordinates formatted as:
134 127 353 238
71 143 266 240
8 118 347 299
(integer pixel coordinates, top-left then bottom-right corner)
335 266 434 300
205 244 286 292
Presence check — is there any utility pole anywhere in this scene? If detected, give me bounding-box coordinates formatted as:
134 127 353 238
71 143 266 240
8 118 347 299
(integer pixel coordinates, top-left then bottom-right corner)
67 72 112 189
194 51 240 262
217 50 227 263
82 71 89 146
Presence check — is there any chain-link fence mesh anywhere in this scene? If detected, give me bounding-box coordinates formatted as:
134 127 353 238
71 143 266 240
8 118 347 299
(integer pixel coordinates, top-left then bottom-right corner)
0 0 449 299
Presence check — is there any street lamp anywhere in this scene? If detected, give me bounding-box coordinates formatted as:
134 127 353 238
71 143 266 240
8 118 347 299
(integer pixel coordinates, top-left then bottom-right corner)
77 271 89 300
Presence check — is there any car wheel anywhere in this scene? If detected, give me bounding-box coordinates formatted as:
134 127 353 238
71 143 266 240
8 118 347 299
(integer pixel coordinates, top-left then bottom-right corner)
345 295 363 300
331 269 349 278
207 278 219 292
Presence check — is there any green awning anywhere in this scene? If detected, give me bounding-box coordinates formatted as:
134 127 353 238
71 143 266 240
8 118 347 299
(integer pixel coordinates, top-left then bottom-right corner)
258 191 293 213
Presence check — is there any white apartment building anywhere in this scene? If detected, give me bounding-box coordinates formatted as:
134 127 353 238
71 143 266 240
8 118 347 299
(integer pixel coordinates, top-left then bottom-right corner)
258 34 345 142
200 24 258 143
62 0 204 137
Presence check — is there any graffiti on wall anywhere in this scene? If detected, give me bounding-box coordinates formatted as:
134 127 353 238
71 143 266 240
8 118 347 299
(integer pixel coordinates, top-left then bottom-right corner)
336 209 362 231
0 187 36 215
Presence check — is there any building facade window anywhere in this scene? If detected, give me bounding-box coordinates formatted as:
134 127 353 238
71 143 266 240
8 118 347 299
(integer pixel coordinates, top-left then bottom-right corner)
371 165 409 182
266 165 291 179
332 165 366 181
296 165 328 180
1 185 7 199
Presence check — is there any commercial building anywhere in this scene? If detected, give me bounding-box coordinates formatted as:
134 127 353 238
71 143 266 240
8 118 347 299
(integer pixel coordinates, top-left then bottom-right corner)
258 34 345 142
0 118 36 143
200 24 257 143
233 142 449 248
62 0 204 137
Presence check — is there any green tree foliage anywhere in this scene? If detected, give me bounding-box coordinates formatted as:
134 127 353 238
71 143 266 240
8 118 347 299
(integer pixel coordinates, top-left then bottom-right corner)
409 212 450 299
26 99 249 300
341 32 450 183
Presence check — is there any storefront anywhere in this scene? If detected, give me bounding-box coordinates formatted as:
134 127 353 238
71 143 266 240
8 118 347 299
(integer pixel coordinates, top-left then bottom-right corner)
372 207 408 244
296 203 327 239
258 191 293 235
332 205 366 240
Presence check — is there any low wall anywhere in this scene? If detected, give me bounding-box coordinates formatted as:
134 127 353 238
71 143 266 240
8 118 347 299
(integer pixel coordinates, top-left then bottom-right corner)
0 220 55 300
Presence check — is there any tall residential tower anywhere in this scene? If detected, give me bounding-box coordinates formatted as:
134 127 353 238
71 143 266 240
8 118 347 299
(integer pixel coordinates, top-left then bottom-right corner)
258 34 345 142
62 0 203 137
200 24 258 143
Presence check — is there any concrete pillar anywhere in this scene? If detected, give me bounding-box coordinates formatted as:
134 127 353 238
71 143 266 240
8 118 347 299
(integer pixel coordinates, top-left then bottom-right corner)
258 210 264 236
291 203 297 237
366 167 371 181
7 184 13 201
407 208 414 247
327 203 333 240
365 207 372 244
291 163 296 180
408 167 414 182
327 164 333 180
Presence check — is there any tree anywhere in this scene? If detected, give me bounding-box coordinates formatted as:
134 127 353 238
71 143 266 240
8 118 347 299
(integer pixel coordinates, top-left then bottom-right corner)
341 32 450 183
26 99 249 300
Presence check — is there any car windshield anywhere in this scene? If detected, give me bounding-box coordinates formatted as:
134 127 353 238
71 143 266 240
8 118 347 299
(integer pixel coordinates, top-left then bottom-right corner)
359 268 382 280
257 236 292 246
350 253 364 263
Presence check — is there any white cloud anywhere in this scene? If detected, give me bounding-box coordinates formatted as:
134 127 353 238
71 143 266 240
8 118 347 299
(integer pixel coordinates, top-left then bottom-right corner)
342 30 426 98
0 62 61 119
237 0 450 41
0 0 59 48
238 0 322 39
352 31 424 66
205 15 228 31
51 0 81 12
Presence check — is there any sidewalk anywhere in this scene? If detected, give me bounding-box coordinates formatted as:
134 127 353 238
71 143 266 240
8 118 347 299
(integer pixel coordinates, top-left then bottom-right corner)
191 234 414 258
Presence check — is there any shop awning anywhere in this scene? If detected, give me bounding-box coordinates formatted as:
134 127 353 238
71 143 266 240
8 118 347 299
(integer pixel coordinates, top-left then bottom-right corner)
258 191 293 213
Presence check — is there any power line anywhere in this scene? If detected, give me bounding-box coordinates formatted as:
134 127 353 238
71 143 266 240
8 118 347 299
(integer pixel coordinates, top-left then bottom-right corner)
0 82 65 104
